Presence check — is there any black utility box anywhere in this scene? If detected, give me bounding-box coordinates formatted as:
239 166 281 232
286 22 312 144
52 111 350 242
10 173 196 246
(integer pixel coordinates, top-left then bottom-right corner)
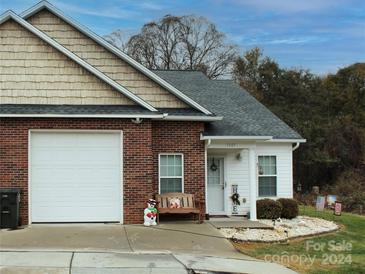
0 188 21 229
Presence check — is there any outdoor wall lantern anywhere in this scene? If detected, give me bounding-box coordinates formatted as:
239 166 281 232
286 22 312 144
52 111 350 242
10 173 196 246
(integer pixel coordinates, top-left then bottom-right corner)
258 165 264 175
236 152 242 161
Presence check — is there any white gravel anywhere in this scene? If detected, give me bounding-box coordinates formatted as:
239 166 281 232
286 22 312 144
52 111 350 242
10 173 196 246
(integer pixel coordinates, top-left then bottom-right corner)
219 216 339 242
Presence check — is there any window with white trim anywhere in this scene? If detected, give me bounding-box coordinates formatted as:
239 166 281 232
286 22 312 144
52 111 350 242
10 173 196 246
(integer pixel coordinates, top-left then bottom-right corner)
159 154 183 193
258 155 277 197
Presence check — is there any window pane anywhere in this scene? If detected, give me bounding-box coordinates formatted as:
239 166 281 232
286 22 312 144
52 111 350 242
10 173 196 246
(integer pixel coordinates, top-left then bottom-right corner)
268 165 276 175
258 156 264 166
160 165 168 176
271 156 276 166
160 178 182 193
175 155 182 166
174 166 182 176
160 155 168 165
258 176 277 196
258 156 277 175
167 155 175 165
168 165 175 176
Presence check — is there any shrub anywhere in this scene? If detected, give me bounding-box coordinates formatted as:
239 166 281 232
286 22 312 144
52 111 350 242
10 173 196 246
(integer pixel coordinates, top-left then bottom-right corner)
256 199 282 219
277 198 299 219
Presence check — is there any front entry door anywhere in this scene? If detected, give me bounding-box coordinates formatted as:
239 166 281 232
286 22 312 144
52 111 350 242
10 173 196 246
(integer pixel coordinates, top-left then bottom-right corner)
207 157 225 214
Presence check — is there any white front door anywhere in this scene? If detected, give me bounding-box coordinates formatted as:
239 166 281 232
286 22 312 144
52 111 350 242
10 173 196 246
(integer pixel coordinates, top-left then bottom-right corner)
207 157 225 214
30 132 122 223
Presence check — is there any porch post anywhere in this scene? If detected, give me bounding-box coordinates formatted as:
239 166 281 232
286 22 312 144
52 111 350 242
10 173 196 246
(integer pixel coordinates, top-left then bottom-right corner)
248 146 257 220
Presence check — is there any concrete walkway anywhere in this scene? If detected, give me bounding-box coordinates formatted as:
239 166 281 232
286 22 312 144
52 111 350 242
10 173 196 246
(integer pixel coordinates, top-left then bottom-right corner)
209 217 273 229
0 222 297 273
0 251 297 274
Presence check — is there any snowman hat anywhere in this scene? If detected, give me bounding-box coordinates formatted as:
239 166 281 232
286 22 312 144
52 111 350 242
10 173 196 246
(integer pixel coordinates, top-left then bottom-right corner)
147 199 157 206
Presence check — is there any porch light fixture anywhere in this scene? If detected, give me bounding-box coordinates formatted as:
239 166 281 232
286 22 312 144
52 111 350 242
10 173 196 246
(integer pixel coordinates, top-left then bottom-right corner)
210 158 218 171
236 152 242 161
258 165 264 175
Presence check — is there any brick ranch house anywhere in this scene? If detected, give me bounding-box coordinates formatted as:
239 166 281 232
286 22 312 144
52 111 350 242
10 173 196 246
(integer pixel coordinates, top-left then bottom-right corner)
0 1 305 225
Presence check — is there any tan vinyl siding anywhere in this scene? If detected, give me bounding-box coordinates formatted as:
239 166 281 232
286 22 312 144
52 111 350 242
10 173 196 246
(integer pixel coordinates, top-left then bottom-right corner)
27 10 188 108
0 20 135 105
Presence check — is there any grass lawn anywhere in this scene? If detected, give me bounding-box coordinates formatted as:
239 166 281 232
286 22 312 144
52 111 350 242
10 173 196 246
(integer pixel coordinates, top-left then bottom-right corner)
232 206 365 274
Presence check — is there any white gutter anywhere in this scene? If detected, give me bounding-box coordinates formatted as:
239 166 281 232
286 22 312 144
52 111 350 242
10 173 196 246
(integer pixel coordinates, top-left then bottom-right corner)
163 115 223 121
0 11 158 112
200 135 273 141
20 1 213 115
292 142 300 151
266 139 306 143
0 114 165 119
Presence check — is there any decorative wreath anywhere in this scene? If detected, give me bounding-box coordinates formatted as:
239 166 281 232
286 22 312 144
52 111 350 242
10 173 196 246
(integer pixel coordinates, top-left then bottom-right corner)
230 193 240 205
210 158 218 171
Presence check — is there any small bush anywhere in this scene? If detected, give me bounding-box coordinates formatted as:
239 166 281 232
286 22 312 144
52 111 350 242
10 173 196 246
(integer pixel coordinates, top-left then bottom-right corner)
256 199 282 219
277 198 299 219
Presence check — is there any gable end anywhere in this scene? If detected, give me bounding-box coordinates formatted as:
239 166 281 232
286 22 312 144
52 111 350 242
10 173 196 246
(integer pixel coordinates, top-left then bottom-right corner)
22 4 211 114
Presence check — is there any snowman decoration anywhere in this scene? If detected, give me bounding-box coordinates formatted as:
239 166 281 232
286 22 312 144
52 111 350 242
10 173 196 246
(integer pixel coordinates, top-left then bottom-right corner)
144 199 158 226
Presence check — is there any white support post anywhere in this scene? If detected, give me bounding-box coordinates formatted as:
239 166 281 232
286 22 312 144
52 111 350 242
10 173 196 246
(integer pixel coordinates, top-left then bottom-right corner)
248 146 257 220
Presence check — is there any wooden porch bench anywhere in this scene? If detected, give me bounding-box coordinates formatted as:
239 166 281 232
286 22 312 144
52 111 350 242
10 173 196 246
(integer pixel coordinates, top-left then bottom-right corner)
155 192 203 224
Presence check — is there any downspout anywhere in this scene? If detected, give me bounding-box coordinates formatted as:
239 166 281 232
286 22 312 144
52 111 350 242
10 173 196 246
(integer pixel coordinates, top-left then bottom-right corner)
207 138 211 147
292 142 300 151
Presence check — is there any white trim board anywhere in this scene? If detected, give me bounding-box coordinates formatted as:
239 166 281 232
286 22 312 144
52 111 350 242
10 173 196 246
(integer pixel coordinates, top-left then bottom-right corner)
163 115 222 121
0 113 165 119
201 135 273 140
0 113 223 121
20 1 213 115
0 10 157 112
201 135 306 143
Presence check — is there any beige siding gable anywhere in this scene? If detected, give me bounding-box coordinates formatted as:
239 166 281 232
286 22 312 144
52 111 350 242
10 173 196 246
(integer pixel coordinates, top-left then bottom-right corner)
0 19 136 105
27 9 188 108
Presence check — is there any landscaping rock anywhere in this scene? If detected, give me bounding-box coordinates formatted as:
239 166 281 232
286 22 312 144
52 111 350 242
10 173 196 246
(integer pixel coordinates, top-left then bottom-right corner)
219 216 339 242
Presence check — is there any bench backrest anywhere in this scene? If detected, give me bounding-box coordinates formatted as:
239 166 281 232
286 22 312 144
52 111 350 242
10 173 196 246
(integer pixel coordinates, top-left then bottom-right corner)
156 192 195 209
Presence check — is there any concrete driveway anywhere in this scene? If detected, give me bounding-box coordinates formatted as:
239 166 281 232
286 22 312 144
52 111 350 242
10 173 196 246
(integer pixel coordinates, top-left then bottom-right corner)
0 222 243 258
0 222 297 273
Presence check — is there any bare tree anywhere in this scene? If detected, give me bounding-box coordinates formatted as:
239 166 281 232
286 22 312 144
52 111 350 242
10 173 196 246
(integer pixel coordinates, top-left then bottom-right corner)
103 29 132 52
106 15 237 79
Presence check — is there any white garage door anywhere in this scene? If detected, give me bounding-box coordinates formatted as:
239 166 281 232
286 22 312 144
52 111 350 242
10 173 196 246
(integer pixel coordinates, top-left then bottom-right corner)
30 131 122 223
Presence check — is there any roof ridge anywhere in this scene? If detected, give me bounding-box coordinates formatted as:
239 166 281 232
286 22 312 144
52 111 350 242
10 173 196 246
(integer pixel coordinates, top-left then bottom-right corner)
0 10 158 112
20 1 213 115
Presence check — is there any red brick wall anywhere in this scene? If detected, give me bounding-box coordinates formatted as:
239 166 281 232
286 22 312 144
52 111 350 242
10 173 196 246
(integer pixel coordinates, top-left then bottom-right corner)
0 118 205 225
152 121 206 210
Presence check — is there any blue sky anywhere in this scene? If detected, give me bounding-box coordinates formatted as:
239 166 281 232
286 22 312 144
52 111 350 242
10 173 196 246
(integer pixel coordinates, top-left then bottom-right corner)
1 0 364 74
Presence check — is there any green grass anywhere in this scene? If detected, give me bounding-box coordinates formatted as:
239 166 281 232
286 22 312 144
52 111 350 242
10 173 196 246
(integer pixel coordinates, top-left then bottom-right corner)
233 206 365 274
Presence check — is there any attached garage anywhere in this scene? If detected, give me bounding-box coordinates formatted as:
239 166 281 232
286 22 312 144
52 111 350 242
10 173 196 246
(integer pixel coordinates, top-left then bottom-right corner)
29 131 122 223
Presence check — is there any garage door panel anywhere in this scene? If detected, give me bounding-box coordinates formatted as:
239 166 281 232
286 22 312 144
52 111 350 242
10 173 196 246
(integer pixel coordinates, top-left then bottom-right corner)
33 206 119 222
32 148 119 164
30 132 122 223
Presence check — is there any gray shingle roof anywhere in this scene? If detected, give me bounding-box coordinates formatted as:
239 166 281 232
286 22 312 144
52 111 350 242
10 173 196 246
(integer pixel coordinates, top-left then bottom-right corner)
154 70 302 139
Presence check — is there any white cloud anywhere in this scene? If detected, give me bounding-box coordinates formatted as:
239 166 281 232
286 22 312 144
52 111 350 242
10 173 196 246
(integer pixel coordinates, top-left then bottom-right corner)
264 36 328 45
53 1 140 19
138 2 167 11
